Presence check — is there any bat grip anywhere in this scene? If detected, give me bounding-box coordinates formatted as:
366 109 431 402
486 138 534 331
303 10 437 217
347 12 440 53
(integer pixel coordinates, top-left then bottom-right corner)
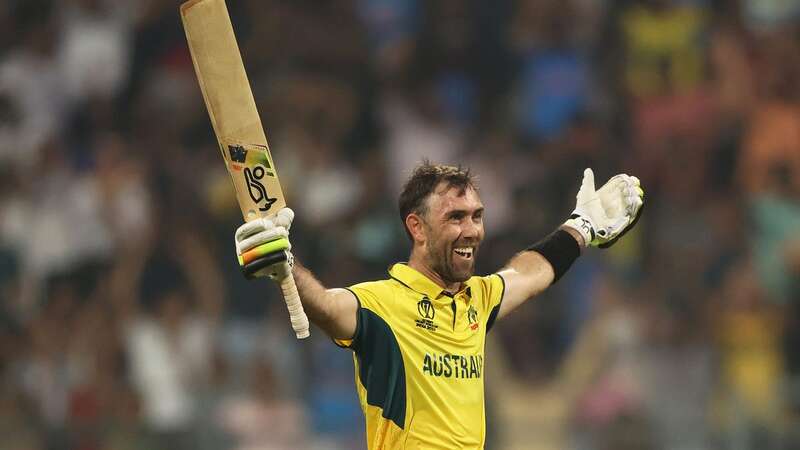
280 274 310 339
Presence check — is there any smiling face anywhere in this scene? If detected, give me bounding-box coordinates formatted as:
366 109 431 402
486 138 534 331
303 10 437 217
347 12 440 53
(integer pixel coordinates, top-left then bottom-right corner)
409 182 485 286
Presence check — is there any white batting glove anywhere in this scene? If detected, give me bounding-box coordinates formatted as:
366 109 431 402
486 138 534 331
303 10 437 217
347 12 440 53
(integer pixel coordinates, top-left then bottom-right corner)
564 169 644 248
234 207 295 280
598 174 643 221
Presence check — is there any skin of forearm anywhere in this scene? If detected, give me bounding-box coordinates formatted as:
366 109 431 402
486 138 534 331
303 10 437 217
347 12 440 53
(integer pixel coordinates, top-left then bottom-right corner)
502 251 556 300
496 226 584 318
290 260 334 324
290 260 355 339
507 227 584 294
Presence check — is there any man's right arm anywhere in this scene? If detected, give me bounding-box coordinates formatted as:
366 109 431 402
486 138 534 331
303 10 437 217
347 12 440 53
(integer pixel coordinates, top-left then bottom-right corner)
234 208 358 341
291 260 358 341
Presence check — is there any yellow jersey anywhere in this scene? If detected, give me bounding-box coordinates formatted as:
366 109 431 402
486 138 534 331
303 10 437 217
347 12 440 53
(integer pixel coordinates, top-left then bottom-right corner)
335 263 505 449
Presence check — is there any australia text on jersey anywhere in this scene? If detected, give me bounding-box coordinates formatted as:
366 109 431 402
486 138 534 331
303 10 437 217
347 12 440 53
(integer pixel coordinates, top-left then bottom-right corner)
422 353 483 379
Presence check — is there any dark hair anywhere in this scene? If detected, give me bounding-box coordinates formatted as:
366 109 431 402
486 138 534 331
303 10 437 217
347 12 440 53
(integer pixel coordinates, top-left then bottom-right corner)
398 161 476 240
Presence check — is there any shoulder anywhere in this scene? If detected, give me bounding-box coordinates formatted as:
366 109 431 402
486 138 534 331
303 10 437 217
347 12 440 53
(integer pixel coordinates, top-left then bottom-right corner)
466 273 505 295
347 278 401 310
349 278 397 297
465 273 506 310
349 278 395 292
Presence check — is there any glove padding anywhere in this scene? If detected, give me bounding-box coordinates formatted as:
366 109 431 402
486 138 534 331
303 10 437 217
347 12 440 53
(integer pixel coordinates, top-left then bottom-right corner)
234 208 295 280
564 169 644 248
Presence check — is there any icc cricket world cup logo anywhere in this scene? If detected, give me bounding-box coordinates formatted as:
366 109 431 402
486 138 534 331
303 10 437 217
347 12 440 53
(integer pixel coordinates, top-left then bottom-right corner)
415 296 438 332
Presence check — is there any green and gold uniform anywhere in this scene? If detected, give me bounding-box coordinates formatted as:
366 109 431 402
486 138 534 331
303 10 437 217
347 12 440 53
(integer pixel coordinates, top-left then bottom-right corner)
335 263 505 449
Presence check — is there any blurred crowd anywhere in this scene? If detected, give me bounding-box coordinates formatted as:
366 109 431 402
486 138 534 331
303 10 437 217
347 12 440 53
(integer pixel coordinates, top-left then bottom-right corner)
1 0 800 449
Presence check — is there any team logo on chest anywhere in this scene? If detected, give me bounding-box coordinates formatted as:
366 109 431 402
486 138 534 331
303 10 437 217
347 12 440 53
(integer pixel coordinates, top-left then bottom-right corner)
467 305 479 331
416 296 438 332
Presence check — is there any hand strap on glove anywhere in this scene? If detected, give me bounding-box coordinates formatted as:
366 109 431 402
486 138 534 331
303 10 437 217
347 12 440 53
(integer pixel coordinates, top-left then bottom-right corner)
242 251 289 280
238 237 290 266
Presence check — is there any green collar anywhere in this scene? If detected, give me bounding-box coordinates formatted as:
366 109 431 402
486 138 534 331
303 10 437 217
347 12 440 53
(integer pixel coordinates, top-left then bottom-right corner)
388 263 471 301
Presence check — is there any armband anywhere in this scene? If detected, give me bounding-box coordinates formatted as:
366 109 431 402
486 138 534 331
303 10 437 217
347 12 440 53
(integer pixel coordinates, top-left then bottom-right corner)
526 229 581 284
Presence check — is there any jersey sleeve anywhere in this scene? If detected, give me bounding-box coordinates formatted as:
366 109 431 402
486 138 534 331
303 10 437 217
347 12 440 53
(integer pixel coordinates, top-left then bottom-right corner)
474 273 505 332
333 281 391 349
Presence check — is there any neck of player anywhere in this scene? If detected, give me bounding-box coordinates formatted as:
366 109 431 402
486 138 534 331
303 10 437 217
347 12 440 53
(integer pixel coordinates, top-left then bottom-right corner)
407 253 462 294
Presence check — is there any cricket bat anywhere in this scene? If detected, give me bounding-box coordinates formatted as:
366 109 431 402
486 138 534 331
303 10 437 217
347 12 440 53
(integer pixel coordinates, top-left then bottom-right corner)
181 0 309 339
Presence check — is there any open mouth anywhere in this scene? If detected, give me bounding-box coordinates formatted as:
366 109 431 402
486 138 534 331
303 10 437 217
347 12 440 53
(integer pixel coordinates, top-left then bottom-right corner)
453 247 474 260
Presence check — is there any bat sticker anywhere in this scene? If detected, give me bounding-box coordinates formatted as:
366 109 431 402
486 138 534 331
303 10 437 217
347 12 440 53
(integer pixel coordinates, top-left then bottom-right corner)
244 165 278 211
227 144 275 174
249 144 273 169
228 144 248 163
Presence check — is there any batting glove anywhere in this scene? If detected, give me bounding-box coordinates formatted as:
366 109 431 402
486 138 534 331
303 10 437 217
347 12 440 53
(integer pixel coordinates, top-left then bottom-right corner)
234 207 295 280
564 169 644 248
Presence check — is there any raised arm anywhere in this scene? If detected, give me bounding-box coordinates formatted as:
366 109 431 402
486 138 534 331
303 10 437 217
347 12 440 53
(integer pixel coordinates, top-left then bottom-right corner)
290 261 358 340
233 208 358 340
496 169 643 319
496 227 583 318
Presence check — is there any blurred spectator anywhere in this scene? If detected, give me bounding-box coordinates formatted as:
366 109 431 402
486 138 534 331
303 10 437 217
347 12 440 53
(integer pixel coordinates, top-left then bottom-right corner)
349 152 407 272
740 0 800 33
118 227 223 450
738 29 800 197
464 128 529 237
412 0 483 128
616 0 716 152
0 386 43 450
0 3 69 170
218 359 308 450
712 262 785 449
555 278 650 450
19 283 76 447
637 295 714 450
91 132 153 247
270 77 365 227
59 0 133 103
510 0 593 141
743 36 800 302
748 165 800 304
356 0 420 78
381 80 463 194
618 0 709 99
709 26 756 126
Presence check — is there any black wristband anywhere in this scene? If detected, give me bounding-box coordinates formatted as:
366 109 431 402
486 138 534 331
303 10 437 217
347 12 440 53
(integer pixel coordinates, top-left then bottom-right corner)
526 229 581 284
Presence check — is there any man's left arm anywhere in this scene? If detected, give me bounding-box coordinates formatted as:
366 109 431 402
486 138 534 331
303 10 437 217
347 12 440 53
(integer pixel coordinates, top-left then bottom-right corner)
496 169 643 319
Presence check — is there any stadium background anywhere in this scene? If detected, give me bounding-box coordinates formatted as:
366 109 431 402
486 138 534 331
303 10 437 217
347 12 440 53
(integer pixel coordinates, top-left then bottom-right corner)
2 0 800 449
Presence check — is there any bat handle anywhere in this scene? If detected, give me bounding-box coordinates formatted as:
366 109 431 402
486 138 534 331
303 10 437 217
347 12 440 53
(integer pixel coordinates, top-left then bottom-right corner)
279 274 310 339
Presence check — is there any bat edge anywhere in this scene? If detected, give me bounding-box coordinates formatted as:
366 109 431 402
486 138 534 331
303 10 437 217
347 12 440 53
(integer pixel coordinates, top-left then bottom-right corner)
179 0 207 16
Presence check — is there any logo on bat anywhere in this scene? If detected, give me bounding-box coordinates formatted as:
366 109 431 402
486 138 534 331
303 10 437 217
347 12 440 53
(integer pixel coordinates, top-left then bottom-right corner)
228 144 274 171
244 165 278 212
229 144 248 163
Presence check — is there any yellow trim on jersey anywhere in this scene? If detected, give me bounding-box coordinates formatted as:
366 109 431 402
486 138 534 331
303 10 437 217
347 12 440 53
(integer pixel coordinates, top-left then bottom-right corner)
337 263 505 450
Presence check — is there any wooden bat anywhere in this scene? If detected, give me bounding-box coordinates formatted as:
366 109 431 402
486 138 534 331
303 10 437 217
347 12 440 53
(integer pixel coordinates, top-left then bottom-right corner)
181 0 309 339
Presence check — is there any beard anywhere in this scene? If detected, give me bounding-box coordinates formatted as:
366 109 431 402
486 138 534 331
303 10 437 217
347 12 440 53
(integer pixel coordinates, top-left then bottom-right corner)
426 237 477 284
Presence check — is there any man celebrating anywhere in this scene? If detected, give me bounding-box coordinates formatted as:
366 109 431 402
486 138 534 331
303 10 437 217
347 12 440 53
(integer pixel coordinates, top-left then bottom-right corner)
234 163 643 449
